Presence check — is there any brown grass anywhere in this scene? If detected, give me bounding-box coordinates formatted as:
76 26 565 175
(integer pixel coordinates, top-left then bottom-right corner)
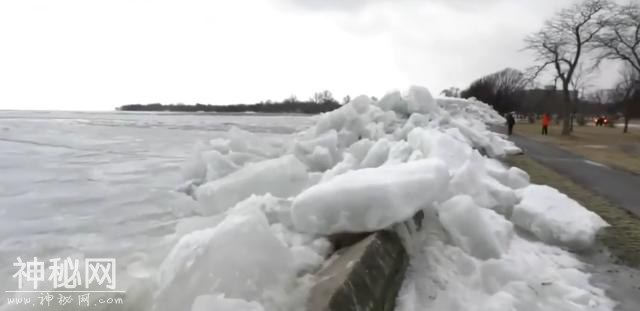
507 154 640 267
513 121 640 175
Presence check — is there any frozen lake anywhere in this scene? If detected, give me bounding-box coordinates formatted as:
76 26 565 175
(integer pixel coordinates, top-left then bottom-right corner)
0 110 313 305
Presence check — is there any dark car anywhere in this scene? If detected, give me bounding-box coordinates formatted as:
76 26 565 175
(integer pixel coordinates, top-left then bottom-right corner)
594 116 609 127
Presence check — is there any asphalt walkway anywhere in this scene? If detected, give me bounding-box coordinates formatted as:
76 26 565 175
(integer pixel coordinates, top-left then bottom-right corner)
506 131 640 218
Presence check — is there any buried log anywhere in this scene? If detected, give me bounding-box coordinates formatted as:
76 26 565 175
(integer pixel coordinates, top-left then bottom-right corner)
307 230 408 311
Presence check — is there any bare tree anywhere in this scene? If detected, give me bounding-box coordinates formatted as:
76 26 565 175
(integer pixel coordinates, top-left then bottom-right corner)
587 89 610 104
595 1 640 132
569 63 596 129
312 90 335 104
524 0 610 135
440 87 461 97
461 68 527 113
342 95 351 105
613 66 640 133
570 63 595 97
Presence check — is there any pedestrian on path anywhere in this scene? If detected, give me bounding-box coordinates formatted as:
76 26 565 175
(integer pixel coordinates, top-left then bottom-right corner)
506 113 515 135
542 113 551 135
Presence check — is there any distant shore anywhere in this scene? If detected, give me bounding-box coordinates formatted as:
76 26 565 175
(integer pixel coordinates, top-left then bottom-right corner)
117 101 342 114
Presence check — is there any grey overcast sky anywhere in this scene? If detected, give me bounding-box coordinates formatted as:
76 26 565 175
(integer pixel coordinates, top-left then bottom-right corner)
0 0 621 111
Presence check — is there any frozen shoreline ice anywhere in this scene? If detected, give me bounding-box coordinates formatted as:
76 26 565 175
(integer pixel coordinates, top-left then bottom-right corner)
77 86 611 311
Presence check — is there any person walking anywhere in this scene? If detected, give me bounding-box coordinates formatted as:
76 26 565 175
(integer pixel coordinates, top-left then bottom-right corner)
541 113 551 135
506 113 515 135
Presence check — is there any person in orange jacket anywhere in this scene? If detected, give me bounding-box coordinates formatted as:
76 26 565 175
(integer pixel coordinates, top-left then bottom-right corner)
541 113 551 135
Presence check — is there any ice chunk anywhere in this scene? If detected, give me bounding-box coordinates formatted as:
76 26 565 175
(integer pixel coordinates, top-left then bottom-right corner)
350 95 372 114
405 86 438 115
321 153 359 182
346 138 374 162
506 167 530 189
449 153 519 216
202 150 239 181
174 215 224 236
481 158 529 190
337 129 359 149
227 126 279 157
408 128 472 170
226 152 265 167
295 129 338 155
208 138 231 154
360 138 391 168
305 171 323 189
155 208 294 311
376 90 409 115
227 194 294 228
181 142 209 182
364 121 385 140
191 295 264 311
407 150 423 161
293 130 340 171
373 110 397 129
437 195 514 260
195 155 308 215
290 245 325 274
315 108 347 135
512 185 608 249
292 159 450 234
303 146 333 172
394 113 431 140
384 140 412 165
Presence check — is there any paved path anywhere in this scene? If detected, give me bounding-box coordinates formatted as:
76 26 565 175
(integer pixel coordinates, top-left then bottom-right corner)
496 127 640 310
504 130 640 218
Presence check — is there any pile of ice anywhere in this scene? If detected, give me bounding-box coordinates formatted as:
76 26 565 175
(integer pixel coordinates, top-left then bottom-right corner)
146 86 610 311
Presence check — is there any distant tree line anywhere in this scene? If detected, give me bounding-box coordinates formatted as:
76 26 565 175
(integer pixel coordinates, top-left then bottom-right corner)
118 90 343 114
460 68 527 114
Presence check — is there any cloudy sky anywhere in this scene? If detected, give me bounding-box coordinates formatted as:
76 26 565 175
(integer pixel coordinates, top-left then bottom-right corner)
0 0 620 111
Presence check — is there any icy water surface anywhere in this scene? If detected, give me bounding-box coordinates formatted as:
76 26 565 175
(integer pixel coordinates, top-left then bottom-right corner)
0 110 313 306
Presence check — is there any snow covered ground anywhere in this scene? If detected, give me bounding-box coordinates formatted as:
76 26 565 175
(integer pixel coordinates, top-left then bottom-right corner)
0 87 621 311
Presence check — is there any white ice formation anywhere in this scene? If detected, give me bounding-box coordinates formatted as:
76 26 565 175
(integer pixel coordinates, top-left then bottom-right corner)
157 86 611 311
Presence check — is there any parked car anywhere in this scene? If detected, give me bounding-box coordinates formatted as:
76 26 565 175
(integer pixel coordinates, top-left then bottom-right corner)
594 115 609 127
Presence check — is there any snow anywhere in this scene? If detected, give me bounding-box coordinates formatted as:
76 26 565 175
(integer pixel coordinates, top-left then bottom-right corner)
85 86 611 311
512 185 609 250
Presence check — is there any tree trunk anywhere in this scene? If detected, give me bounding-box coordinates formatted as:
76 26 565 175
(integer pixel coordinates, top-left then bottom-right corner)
561 84 571 136
624 115 629 133
624 100 630 134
